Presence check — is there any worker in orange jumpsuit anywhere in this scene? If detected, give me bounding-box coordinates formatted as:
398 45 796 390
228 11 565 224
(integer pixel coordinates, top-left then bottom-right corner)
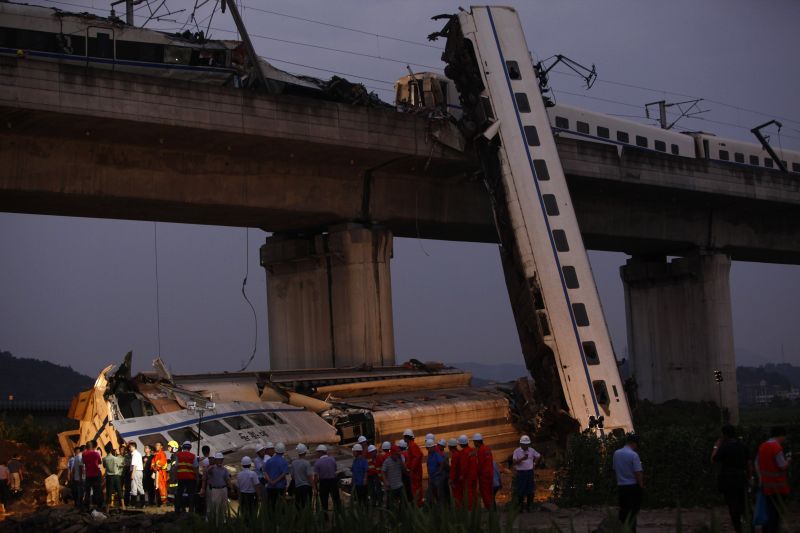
473 433 495 509
448 438 463 508
402 428 424 506
457 434 478 510
152 442 169 505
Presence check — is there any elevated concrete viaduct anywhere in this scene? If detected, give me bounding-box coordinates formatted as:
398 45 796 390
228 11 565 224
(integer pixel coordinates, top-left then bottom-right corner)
3 58 799 419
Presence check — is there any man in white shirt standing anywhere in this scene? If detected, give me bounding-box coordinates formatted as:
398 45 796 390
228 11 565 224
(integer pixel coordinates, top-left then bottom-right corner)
512 435 542 512
612 434 644 532
236 456 259 521
128 442 145 508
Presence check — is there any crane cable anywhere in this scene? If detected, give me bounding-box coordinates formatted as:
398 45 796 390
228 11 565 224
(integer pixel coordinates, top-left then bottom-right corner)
238 227 258 372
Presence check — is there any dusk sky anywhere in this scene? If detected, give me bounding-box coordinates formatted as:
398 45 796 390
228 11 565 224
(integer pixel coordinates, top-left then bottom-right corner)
1 0 799 377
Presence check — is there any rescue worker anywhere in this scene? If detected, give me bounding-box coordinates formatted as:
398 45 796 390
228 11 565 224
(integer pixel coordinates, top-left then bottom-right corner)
425 438 446 505
289 444 314 508
174 441 199 514
313 444 340 511
757 426 792 533
264 442 289 510
366 444 382 506
473 433 494 510
152 442 169 505
165 440 180 505
357 435 369 448
448 438 462 508
237 456 259 521
456 434 478 510
513 435 542 512
403 428 424 506
202 453 230 526
351 443 369 505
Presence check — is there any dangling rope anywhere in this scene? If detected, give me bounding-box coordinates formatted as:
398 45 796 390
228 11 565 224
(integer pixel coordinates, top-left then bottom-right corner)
238 227 258 372
153 222 162 356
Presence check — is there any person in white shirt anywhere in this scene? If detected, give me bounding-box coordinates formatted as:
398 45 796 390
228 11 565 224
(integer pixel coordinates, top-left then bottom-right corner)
128 442 145 508
237 456 260 520
68 446 84 508
512 435 542 512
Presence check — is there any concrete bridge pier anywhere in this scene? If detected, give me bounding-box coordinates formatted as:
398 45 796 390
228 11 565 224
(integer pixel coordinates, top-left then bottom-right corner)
260 223 395 370
621 253 739 421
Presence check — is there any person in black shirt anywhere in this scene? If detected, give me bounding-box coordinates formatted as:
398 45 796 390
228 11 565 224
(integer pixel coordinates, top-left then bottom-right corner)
711 425 751 533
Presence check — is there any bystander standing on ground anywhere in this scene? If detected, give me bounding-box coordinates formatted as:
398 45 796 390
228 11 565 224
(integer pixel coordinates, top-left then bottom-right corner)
7 454 23 495
236 456 259 520
128 442 145 508
512 435 541 512
350 443 369 505
289 444 313 509
202 452 230 526
121 444 132 507
711 425 750 533
382 445 407 512
142 445 155 506
82 441 102 511
196 445 211 515
0 458 10 511
612 434 644 532
264 442 289 509
314 444 340 512
68 446 84 507
102 447 125 511
757 426 792 533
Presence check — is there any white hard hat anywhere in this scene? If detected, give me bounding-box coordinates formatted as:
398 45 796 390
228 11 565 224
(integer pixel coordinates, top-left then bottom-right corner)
316 444 328 453
257 444 267 452
296 443 308 454
241 456 252 466
438 439 447 447
402 428 414 438
381 441 391 451
425 439 435 448
275 442 286 454
519 435 531 445
473 433 483 441
352 443 363 452
397 440 408 449
367 445 377 453
357 436 368 443
457 435 468 446
214 452 224 460
447 438 458 447
265 441 275 449
182 441 192 449
425 433 435 441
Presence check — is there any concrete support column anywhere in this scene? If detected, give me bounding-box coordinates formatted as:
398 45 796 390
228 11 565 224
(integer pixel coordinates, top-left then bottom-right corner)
260 223 395 370
620 253 738 421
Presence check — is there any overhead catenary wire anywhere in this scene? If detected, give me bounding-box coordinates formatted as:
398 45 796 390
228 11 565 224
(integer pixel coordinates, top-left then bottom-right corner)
153 222 162 357
238 227 259 372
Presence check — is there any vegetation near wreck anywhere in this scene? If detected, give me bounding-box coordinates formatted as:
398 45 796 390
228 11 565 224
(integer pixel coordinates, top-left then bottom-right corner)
554 400 800 508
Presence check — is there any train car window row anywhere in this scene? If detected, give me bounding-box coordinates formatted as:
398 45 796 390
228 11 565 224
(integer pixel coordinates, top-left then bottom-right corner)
671 144 680 155
583 341 600 365
533 159 550 181
543 194 559 216
765 158 774 168
734 152 745 164
555 116 569 129
654 140 666 152
524 125 540 146
617 131 629 143
597 126 610 139
636 135 648 148
577 121 590 134
719 150 730 161
562 266 579 288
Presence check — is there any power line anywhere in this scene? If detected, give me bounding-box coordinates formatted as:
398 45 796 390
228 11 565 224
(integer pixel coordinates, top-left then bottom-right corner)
262 56 395 86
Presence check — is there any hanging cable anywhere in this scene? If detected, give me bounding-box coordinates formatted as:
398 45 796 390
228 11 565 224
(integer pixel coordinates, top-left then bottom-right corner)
238 227 259 372
153 222 162 357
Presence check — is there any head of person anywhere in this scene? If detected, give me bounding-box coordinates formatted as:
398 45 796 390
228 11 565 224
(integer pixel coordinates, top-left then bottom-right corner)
143 445 151 455
241 456 252 469
367 444 377 456
390 445 401 459
275 443 286 455
403 428 415 443
447 438 458 451
88 441 95 450
770 426 787 444
381 441 391 453
626 433 640 450
213 452 224 465
357 436 368 446
256 445 266 458
202 445 210 457
80 445 86 452
397 440 408 451
182 441 192 452
73 446 80 456
128 442 137 452
155 442 162 451
425 439 436 453
352 443 363 456
721 424 736 439
265 442 275 455
519 435 531 450
457 435 469 449
316 444 328 457
438 438 447 449
296 443 308 457
92 440 99 450
425 433 435 443
111 447 119 456
473 433 484 448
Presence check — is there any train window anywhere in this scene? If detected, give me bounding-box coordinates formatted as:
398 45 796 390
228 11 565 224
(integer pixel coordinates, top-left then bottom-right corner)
168 426 199 444
583 341 600 365
515 93 531 113
734 153 745 164
246 413 274 426
506 61 521 80
224 416 253 430
199 419 229 436
593 380 610 406
597 126 610 139
117 40 164 63
792 163 800 172
654 140 666 152
719 150 730 161
538 312 551 336
524 126 540 146
552 230 569 252
138 434 168 450
635 135 648 148
572 303 590 326
617 131 629 143
562 266 579 288
749 155 760 166
269 413 287 424
671 144 680 155
577 121 590 134
555 116 569 129
533 159 550 181
543 194 560 216
165 46 192 65
764 158 773 168
87 32 114 59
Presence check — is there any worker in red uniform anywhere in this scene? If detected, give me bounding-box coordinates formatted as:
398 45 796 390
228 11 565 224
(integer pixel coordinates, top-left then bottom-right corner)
473 433 494 509
447 438 462 508
402 428 424 506
456 434 478 510
173 441 199 514
152 442 169 505
757 426 792 533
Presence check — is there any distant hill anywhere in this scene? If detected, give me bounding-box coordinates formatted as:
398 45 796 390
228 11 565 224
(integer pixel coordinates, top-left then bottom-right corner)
452 361 528 384
737 363 798 389
0 350 93 402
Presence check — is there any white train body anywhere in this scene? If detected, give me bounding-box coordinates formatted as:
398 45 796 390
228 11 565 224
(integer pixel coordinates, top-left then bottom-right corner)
692 133 800 173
